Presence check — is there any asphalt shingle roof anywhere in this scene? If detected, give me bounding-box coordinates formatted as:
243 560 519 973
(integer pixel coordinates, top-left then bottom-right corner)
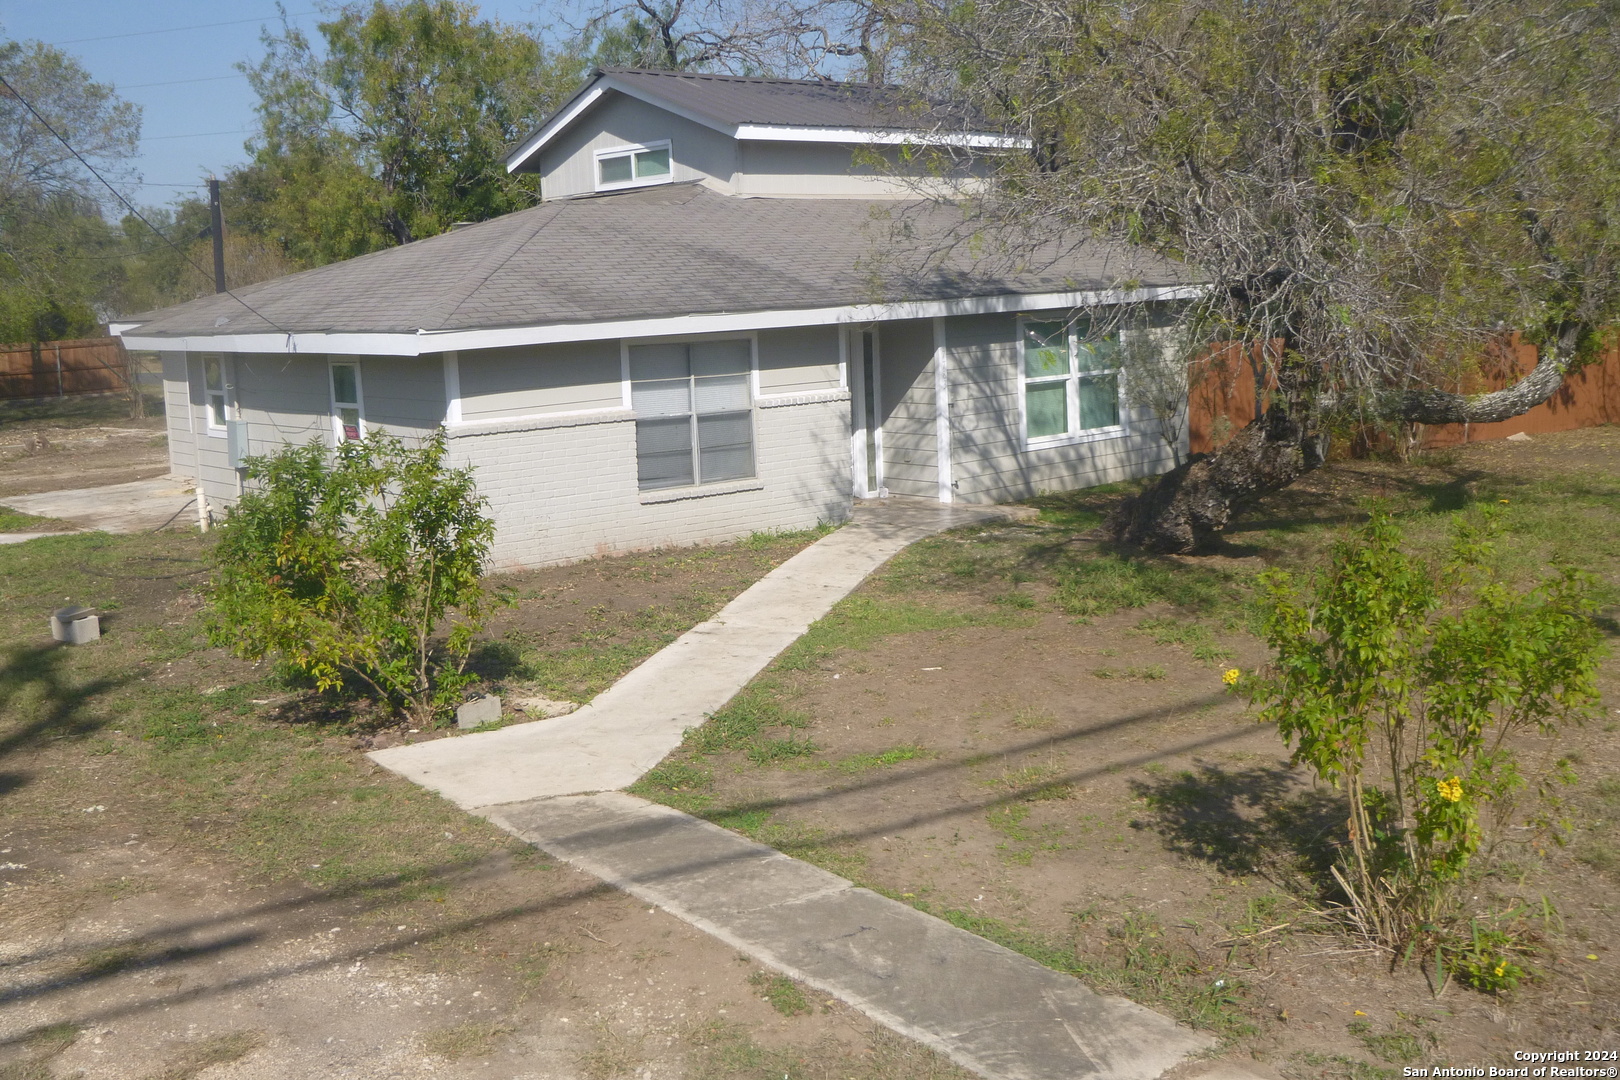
123 184 1195 338
594 68 984 132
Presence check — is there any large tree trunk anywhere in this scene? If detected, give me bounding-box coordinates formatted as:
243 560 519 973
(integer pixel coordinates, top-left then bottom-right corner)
1109 333 1581 554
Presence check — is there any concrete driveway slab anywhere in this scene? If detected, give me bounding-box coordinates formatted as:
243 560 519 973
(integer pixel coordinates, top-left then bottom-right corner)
0 477 196 534
487 791 1215 1080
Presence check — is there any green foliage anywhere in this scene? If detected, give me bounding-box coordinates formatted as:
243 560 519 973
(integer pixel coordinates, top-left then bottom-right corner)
1250 506 1603 958
207 429 501 725
0 39 140 343
236 0 586 265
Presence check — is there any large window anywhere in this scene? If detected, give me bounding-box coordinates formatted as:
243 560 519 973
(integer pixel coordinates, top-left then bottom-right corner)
595 140 672 191
630 339 754 490
1020 318 1122 447
203 353 228 432
330 361 364 442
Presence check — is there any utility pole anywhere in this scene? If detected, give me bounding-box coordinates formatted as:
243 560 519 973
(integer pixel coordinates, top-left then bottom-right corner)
208 177 226 293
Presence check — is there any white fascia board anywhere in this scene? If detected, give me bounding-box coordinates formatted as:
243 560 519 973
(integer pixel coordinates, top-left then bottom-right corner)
504 84 608 173
505 76 740 173
733 124 1028 150
107 321 144 337
114 285 1206 357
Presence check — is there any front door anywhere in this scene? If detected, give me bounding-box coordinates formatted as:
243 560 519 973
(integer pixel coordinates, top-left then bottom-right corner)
849 326 884 498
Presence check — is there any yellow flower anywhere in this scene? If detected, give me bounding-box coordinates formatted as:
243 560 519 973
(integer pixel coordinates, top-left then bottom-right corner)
1222 668 1242 686
1494 962 1507 978
1436 776 1463 803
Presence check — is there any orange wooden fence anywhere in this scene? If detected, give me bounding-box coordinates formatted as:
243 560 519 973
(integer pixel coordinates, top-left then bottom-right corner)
1187 338 1620 456
0 338 132 401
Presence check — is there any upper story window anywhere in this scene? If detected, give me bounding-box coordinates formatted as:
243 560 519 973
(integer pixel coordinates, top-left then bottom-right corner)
330 361 364 442
1019 317 1123 448
202 353 229 432
595 140 672 191
630 338 754 490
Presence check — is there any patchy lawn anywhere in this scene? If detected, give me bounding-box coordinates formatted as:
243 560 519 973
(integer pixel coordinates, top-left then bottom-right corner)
0 523 975 1079
633 427 1620 1079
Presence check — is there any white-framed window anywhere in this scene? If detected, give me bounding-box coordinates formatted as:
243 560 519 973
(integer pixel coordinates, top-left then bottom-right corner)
1019 317 1123 448
594 140 672 192
330 360 364 443
202 353 229 433
629 338 754 490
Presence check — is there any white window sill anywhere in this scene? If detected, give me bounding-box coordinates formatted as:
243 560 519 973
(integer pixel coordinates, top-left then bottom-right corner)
1024 425 1126 452
204 427 227 439
639 478 763 505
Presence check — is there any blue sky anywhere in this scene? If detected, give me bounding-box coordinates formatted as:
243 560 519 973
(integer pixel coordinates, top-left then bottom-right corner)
1 1 573 210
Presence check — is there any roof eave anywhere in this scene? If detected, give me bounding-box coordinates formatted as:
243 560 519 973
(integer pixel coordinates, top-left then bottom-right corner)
113 284 1206 357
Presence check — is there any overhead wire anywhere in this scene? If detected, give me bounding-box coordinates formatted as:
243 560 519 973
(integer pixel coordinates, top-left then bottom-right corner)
0 73 293 337
50 11 320 47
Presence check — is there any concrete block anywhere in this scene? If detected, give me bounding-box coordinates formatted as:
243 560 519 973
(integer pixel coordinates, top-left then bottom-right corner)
456 694 502 730
51 607 100 644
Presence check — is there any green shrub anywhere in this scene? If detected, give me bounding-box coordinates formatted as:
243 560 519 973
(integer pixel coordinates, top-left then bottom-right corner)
207 430 501 726
1248 506 1603 962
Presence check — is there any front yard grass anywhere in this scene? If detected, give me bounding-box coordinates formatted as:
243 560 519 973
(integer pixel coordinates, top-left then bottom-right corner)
632 428 1620 1076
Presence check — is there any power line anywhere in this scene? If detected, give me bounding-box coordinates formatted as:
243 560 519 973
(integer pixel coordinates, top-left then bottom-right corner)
50 10 319 47
0 72 291 336
142 129 248 142
120 74 245 90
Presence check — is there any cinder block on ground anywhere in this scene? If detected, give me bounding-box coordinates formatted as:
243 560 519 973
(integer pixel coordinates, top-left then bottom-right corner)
51 607 100 644
456 694 501 730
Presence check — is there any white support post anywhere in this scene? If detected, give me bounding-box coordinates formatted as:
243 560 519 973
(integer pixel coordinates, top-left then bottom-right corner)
443 351 462 425
933 316 953 503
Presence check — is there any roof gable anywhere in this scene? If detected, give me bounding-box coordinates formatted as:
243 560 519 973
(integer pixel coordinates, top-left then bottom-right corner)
505 69 1025 174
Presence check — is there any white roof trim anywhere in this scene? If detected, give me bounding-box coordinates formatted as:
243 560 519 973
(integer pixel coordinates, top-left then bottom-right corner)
504 72 1027 173
113 286 1204 357
734 124 1027 149
505 84 608 173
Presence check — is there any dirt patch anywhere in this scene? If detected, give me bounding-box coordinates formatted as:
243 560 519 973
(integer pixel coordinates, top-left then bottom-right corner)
636 427 1620 1078
0 421 170 500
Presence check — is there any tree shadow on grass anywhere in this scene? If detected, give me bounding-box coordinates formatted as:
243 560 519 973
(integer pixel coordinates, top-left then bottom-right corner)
0 642 133 785
1128 762 1347 895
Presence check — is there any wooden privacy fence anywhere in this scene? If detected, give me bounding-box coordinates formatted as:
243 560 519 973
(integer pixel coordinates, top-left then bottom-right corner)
0 337 133 402
1186 337 1620 456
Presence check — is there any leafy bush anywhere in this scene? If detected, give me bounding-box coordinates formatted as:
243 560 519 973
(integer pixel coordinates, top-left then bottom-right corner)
1247 507 1603 962
208 430 501 726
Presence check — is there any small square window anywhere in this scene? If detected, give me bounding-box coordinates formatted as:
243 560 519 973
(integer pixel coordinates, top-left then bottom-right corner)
1019 317 1124 447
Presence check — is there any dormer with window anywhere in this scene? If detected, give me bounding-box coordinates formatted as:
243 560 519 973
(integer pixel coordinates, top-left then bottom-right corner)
505 68 1025 201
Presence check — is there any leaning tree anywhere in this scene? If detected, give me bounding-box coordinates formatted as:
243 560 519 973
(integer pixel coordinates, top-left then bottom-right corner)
890 0 1620 551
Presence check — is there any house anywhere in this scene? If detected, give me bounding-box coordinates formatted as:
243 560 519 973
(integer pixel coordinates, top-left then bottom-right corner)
113 69 1200 569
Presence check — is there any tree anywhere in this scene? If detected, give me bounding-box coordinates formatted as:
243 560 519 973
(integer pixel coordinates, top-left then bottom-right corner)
582 0 896 80
240 0 587 265
208 431 502 726
0 39 140 341
889 0 1620 551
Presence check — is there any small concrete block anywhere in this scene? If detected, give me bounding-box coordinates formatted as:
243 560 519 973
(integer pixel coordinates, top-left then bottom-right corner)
66 615 100 645
51 607 98 644
456 694 502 730
1506 431 1532 441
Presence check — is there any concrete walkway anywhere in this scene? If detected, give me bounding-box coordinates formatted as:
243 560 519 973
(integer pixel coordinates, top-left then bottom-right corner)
372 503 1225 1080
370 501 1015 807
487 792 1213 1080
0 476 196 536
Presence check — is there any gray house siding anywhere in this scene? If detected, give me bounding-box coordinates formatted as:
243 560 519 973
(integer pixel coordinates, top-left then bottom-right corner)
449 394 850 569
877 319 938 499
538 92 739 200
362 356 445 435
457 341 622 421
160 349 195 479
943 312 1180 504
757 326 841 394
233 354 329 458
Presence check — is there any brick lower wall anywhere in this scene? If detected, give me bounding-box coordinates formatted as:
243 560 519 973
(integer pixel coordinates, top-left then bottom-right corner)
449 393 853 569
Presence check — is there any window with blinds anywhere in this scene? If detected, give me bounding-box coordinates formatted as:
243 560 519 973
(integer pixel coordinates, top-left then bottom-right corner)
630 339 755 490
